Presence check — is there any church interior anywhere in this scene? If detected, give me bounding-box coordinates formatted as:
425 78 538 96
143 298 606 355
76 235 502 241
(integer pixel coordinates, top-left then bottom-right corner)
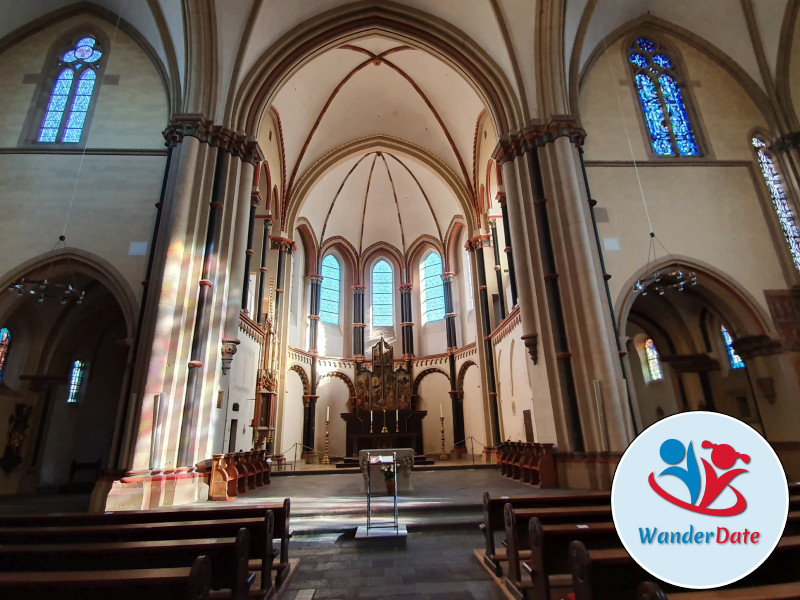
1 0 800 584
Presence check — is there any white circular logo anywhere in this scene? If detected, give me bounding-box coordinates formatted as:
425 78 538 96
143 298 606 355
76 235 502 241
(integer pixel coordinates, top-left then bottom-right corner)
611 411 788 589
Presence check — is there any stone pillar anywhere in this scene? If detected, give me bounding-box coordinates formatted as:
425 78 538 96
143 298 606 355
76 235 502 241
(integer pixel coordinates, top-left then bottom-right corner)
539 132 631 451
399 283 414 360
270 236 295 322
304 273 322 463
442 273 465 450
468 235 501 445
255 216 273 324
241 185 261 316
497 189 518 307
489 218 507 320
352 285 365 358
301 394 319 461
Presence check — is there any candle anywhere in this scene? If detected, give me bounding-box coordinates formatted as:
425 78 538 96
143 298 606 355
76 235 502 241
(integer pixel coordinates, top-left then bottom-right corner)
439 404 443 418
370 410 373 422
396 409 399 421
327 405 330 421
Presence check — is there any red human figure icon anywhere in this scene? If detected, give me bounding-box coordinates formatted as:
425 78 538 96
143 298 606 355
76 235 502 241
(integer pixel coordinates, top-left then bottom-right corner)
698 441 750 512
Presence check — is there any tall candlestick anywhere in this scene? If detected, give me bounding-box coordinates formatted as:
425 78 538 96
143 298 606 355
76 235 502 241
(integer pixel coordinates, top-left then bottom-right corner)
370 410 373 422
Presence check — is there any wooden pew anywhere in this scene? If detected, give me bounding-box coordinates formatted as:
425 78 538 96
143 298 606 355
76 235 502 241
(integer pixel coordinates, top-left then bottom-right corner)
0 498 290 586
0 513 283 592
481 490 610 575
571 535 800 600
637 580 800 600
0 554 212 600
504 510 619 600
0 527 254 600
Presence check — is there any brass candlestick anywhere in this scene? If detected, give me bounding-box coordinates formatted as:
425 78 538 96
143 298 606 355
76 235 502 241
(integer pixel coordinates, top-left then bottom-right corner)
395 412 399 433
321 419 330 464
381 408 388 433
439 416 450 460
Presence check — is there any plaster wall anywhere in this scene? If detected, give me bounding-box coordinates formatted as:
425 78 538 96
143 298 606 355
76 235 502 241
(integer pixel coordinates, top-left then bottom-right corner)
280 369 305 461
314 377 349 458
415 373 452 456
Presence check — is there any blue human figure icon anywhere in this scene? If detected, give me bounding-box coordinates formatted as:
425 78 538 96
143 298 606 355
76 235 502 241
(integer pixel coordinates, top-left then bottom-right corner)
658 438 701 505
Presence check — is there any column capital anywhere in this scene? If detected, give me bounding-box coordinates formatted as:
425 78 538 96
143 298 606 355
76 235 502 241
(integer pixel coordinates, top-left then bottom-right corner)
464 234 492 251
774 132 800 152
352 284 366 293
308 274 322 282
162 114 264 164
492 115 586 164
399 282 414 292
269 235 296 253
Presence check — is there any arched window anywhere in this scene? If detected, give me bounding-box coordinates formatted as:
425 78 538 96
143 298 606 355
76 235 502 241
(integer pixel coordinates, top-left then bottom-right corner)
645 339 663 381
66 359 87 403
752 137 800 272
721 326 745 370
320 254 341 325
372 260 394 327
420 252 445 324
37 36 103 144
0 328 11 381
628 37 699 157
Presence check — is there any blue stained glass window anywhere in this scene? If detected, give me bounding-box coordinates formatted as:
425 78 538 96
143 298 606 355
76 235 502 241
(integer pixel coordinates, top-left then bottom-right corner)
67 359 87 403
38 69 73 142
629 37 699 157
721 326 745 370
38 36 102 144
420 253 445 324
645 338 663 381
635 74 672 156
0 328 10 382
372 260 394 327
752 137 800 272
320 254 341 325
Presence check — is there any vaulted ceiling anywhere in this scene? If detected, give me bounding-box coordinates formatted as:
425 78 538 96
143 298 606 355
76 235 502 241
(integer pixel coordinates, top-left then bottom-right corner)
4 0 796 251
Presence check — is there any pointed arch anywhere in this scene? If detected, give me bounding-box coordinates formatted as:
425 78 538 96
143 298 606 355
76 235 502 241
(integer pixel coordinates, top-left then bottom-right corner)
420 251 445 324
320 254 341 326
371 259 394 327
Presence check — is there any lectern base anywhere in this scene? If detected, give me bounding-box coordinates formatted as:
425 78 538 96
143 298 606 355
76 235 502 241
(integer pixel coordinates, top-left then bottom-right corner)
355 524 408 541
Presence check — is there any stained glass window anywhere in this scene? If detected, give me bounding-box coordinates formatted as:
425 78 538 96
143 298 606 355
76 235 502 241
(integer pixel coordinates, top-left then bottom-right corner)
66 360 87 403
420 253 445 324
320 254 341 325
629 37 699 157
752 137 800 272
721 326 745 370
38 36 102 144
372 260 394 327
645 338 663 381
0 328 10 382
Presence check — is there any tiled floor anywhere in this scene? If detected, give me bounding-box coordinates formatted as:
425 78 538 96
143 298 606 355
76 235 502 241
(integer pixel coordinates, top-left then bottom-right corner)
282 529 506 600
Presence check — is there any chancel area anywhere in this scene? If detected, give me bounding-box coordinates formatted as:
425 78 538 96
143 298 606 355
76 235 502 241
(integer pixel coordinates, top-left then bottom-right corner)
0 0 799 518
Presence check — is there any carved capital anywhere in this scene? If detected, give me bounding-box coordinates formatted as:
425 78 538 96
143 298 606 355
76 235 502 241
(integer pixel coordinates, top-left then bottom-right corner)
774 132 800 152
269 235 297 253
492 115 586 164
464 234 491 252
162 114 264 164
220 338 240 375
521 332 539 365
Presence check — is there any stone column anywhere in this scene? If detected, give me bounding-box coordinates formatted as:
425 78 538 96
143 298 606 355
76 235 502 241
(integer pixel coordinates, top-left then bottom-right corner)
442 272 465 451
255 216 273 324
241 185 261 316
352 285 365 358
497 189 518 307
303 273 322 463
468 235 501 445
399 283 414 360
537 123 631 451
489 218 507 320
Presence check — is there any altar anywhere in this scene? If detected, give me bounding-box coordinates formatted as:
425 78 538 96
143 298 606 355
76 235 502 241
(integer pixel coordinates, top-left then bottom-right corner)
359 448 415 492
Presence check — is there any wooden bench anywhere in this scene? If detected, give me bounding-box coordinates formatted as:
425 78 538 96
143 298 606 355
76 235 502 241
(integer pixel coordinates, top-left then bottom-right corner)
504 508 620 600
571 535 800 600
0 528 254 599
0 554 212 600
481 490 610 575
0 499 290 585
0 512 284 591
637 580 800 599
